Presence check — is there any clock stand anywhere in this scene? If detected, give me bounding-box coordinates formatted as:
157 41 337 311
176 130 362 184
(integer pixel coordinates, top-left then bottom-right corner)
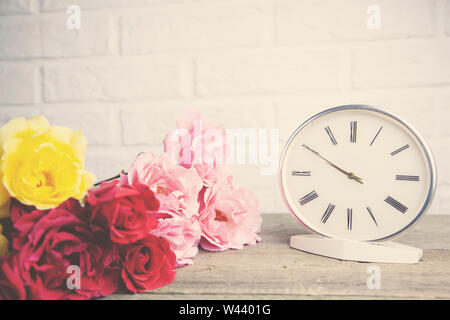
290 234 423 264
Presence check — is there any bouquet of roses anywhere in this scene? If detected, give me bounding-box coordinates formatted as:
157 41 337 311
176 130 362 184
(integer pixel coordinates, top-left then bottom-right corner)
0 111 262 300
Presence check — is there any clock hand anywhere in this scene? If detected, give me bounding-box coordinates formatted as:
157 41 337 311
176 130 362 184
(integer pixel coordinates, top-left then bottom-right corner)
301 144 363 184
326 162 363 184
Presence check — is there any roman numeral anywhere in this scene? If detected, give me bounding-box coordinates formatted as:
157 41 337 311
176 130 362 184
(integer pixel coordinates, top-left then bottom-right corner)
324 126 338 145
366 206 378 227
299 190 319 206
292 171 311 176
347 208 353 230
370 126 383 146
384 196 408 213
396 175 420 181
321 203 335 223
390 144 409 156
350 121 357 143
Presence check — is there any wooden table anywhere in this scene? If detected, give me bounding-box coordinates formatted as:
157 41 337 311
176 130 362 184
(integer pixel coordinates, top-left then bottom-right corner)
107 214 450 300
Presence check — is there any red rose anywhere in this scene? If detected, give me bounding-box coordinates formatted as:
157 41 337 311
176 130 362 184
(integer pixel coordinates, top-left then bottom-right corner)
87 179 159 244
9 200 47 251
10 198 87 250
120 234 176 293
10 199 46 225
0 254 27 300
11 199 120 300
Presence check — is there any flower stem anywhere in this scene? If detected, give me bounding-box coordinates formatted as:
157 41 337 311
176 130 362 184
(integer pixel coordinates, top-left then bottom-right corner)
94 170 127 186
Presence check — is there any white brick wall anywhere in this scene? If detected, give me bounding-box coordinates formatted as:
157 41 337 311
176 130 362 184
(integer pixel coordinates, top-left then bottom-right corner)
0 0 449 216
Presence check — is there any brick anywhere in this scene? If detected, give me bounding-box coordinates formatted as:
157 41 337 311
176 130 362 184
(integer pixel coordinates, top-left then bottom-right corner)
196 51 342 96
0 106 41 125
446 0 450 35
435 94 450 138
0 15 112 59
41 15 112 57
275 92 440 157
43 60 191 102
352 40 450 88
85 145 161 182
276 0 436 44
346 92 439 139
121 105 183 145
0 66 38 104
0 0 34 15
198 103 277 130
437 184 450 215
121 102 277 146
0 19 41 58
41 105 120 145
276 98 342 143
121 4 268 53
41 0 147 11
434 137 450 187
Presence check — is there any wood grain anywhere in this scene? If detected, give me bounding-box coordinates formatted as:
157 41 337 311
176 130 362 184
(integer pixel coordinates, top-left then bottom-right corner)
106 214 450 300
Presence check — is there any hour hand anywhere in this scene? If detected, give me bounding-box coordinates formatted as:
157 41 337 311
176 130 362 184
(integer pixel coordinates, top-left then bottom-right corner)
302 144 363 184
348 172 363 184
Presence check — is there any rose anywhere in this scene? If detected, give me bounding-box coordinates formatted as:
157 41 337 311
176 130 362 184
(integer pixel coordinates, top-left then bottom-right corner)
9 198 87 251
86 179 159 244
163 110 229 187
199 176 262 251
0 254 27 300
0 116 96 213
150 213 201 267
10 199 120 300
127 152 203 221
120 234 176 293
126 153 203 265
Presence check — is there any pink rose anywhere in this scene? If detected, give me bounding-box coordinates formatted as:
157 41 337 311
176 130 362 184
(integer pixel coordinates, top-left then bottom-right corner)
127 152 203 221
150 213 201 267
163 110 229 186
199 176 262 251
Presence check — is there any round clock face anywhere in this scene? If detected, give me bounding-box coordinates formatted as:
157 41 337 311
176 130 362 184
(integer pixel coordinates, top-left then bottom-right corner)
279 105 436 242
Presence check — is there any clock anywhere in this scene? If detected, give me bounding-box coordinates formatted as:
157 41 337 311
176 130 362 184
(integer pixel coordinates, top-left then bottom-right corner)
279 105 437 263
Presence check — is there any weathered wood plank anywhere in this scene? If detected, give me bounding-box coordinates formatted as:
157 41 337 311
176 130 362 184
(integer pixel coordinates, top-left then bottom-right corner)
259 214 450 250
108 214 450 299
103 294 409 300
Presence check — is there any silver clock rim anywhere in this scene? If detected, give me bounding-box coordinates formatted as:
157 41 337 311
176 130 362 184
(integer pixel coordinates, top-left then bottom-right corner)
278 104 437 242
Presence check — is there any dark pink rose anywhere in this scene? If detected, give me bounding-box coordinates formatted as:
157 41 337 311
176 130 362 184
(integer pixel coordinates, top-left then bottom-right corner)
87 179 159 244
0 254 27 300
120 234 176 293
10 199 120 300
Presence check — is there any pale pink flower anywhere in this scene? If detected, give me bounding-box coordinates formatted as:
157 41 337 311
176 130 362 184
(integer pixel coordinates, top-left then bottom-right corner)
198 176 262 251
127 152 203 221
150 213 201 267
163 110 229 187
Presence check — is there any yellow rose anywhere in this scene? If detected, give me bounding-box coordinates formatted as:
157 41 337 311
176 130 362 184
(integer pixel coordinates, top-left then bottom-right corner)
0 116 96 212
0 224 8 258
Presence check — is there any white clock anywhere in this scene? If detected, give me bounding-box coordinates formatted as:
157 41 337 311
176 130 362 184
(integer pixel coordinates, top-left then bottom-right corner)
279 105 437 263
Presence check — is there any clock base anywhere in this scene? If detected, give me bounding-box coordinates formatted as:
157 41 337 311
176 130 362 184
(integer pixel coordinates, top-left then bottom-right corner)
290 235 423 264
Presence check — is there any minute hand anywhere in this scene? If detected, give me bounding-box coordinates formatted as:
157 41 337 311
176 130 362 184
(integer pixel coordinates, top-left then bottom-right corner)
302 144 363 184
